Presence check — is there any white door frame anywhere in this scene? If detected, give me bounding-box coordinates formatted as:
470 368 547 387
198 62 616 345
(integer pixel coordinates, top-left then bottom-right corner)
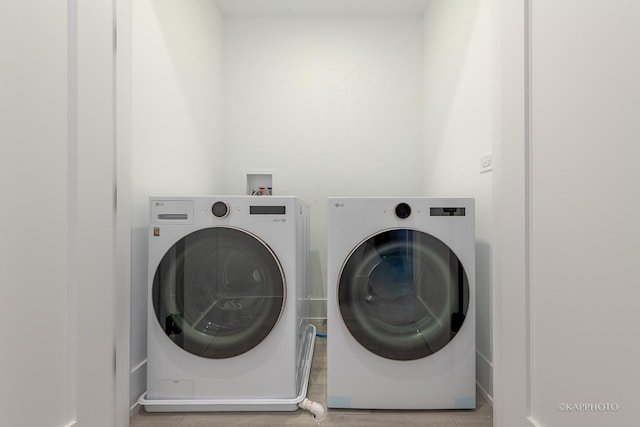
110 0 533 424
491 0 532 425
73 0 131 424
115 0 132 424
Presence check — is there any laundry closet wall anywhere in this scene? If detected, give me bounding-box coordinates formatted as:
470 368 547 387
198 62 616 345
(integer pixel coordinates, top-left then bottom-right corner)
130 0 494 410
131 0 224 409
421 0 493 400
221 14 424 316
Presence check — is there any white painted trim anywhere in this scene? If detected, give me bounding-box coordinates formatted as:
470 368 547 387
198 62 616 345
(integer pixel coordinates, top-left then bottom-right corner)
524 0 534 420
130 358 147 413
476 347 494 403
115 1 132 426
476 349 493 368
526 416 543 427
130 393 145 416
63 422 77 427
476 382 494 407
131 359 147 375
67 1 79 423
75 0 119 422
130 403 139 417
492 0 531 425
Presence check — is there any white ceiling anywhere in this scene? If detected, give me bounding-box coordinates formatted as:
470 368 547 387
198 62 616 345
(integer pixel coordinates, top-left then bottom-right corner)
215 0 431 16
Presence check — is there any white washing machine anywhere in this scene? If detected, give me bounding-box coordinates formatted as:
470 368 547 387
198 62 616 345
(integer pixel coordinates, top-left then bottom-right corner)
140 196 315 412
327 197 476 410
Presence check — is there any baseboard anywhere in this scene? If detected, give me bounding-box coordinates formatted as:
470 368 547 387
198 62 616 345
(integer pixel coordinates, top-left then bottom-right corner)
527 416 544 427
130 401 140 417
476 381 493 406
130 359 147 413
130 392 146 417
63 422 77 427
476 349 493 404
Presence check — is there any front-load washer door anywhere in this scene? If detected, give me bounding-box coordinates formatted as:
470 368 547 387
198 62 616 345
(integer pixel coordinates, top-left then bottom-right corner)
338 229 469 361
152 227 285 359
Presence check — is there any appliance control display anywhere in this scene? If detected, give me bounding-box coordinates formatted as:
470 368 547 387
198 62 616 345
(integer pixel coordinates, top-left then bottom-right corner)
250 206 286 215
430 207 466 216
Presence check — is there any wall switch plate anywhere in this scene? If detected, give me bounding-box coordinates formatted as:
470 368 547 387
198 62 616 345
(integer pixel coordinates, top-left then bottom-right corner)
480 154 493 173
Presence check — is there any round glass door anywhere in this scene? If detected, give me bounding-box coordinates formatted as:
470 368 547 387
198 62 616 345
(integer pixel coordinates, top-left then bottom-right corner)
152 227 285 359
338 229 469 360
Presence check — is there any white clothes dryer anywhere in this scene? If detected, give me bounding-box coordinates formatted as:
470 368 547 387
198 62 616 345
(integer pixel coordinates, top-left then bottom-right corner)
140 196 315 412
327 197 476 410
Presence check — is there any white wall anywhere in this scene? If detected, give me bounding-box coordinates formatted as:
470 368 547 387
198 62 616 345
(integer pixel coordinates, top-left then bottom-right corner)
131 0 224 409
529 1 640 426
222 16 425 303
130 3 494 405
1 1 128 425
422 0 493 400
494 1 640 426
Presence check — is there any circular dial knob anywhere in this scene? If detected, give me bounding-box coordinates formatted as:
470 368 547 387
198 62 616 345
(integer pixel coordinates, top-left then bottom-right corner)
395 202 411 219
211 201 229 218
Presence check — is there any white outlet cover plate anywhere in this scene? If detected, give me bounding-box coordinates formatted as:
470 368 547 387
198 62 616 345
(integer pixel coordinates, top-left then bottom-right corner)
480 154 493 173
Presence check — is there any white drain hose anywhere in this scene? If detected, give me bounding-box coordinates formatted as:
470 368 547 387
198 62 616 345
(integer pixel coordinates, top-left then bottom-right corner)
299 397 326 421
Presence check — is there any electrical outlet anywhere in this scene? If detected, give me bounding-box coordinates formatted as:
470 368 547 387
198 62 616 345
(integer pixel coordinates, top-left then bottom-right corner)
480 154 492 173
